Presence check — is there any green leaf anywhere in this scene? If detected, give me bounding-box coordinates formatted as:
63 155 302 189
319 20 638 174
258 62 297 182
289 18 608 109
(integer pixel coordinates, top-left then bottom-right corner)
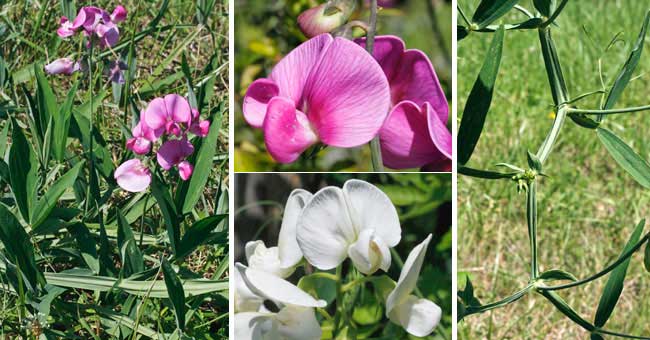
459 165 516 180
116 209 144 276
643 242 650 272
34 63 59 138
177 105 224 214
533 0 554 17
594 219 645 327
67 223 100 274
52 81 78 161
175 214 228 260
151 174 180 256
539 27 569 105
162 259 186 331
600 11 650 121
0 203 42 291
527 150 542 172
597 127 650 189
471 0 519 29
352 293 383 326
44 272 227 298
9 118 38 221
538 269 577 282
540 290 594 331
298 273 337 304
458 24 505 165
180 53 198 109
568 112 600 129
31 161 84 228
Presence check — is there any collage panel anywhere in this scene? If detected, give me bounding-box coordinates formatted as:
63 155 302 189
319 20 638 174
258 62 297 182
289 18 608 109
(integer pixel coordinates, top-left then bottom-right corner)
234 0 452 172
458 0 650 339
233 173 452 339
0 0 229 338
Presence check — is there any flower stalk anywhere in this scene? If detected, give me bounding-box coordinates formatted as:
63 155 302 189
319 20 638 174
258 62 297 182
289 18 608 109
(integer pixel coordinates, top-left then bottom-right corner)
364 0 384 172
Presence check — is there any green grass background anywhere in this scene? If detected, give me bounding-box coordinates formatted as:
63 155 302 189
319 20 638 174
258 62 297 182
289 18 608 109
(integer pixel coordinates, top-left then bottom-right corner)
458 0 650 338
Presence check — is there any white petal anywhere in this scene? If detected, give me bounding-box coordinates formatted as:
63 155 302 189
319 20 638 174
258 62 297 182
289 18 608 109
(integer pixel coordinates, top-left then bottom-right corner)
387 295 441 337
234 263 263 313
343 179 401 246
386 234 432 314
236 263 327 308
296 186 356 270
347 229 391 275
278 189 313 268
275 306 322 340
247 242 295 278
234 312 273 340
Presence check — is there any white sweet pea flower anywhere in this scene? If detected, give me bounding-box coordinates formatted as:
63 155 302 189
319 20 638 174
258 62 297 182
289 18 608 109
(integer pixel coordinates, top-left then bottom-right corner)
386 234 441 337
296 179 401 274
243 189 313 278
234 266 263 313
234 263 326 340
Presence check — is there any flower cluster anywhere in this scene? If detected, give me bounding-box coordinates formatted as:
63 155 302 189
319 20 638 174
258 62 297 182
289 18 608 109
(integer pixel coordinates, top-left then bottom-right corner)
235 180 442 338
242 1 451 170
114 94 210 193
45 5 127 80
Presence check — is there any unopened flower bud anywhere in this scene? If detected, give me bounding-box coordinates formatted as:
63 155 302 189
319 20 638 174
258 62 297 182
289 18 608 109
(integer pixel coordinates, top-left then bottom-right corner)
44 58 80 75
298 0 356 38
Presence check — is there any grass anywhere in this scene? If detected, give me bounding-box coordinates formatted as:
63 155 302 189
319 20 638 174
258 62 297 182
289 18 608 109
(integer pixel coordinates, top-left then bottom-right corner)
458 1 650 338
0 0 229 338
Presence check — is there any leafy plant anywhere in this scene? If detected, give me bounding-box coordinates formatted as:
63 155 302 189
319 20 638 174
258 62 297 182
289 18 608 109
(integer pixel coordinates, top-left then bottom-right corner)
458 1 650 338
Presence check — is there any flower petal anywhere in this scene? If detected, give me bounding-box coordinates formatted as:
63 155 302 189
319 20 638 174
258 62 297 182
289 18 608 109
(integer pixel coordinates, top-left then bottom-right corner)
303 37 391 147
234 265 264 313
278 189 313 269
234 312 272 340
386 234 432 315
296 186 356 270
245 241 294 278
270 34 333 105
111 5 127 23
114 159 151 193
44 58 78 75
426 102 452 160
156 139 194 170
178 160 193 181
343 179 401 246
236 264 327 308
263 96 318 164
243 79 280 129
143 97 169 130
275 306 322 340
347 229 391 275
387 295 441 337
164 94 192 125
356 35 405 82
380 101 450 169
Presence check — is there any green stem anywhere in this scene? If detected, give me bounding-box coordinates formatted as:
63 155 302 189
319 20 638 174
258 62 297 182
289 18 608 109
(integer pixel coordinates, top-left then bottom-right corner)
364 0 384 172
568 104 650 115
308 272 339 282
84 42 95 219
463 284 534 316
541 0 570 28
538 233 650 291
536 105 567 164
426 0 452 68
333 266 344 337
341 275 376 292
595 329 650 340
457 4 471 27
526 180 538 279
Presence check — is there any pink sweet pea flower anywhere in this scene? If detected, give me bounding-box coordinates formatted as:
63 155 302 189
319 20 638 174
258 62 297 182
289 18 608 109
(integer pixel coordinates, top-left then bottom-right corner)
297 2 354 38
156 138 194 170
242 34 391 163
114 159 151 192
44 58 80 75
189 108 210 137
143 94 193 137
357 35 451 170
96 22 120 48
126 111 163 155
111 5 127 23
57 17 76 38
178 161 194 181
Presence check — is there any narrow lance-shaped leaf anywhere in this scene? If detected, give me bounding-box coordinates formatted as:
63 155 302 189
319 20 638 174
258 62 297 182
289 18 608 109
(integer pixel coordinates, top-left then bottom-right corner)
151 174 180 256
471 0 519 29
116 209 145 276
538 27 569 106
540 290 594 331
0 203 43 292
67 223 100 274
175 214 228 260
597 127 650 189
53 80 79 161
31 161 84 229
34 63 59 139
9 118 38 221
533 0 555 17
176 104 224 214
644 241 650 273
458 24 505 165
599 11 650 122
594 219 645 327
162 259 186 331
